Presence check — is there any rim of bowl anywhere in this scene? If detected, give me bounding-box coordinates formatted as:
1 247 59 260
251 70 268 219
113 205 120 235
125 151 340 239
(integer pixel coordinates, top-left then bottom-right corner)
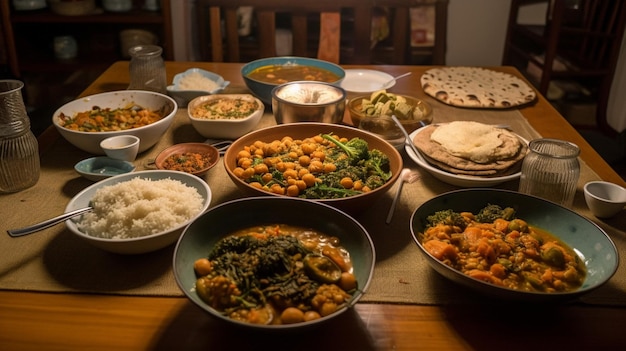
584 181 626 203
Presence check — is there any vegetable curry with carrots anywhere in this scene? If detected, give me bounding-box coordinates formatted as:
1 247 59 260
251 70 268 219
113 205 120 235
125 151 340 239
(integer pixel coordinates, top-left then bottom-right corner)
419 205 586 293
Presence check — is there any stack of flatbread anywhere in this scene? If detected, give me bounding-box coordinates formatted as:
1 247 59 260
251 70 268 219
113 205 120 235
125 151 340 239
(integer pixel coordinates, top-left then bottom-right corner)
413 121 528 177
420 67 536 108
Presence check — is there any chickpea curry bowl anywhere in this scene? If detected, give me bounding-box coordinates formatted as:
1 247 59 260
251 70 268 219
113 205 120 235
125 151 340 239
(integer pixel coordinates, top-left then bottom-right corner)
173 196 375 329
222 122 403 214
187 94 265 140
53 90 177 155
410 188 618 302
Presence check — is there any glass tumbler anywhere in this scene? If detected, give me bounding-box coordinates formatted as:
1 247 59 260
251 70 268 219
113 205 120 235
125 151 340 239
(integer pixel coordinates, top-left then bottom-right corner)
518 138 580 207
128 44 167 94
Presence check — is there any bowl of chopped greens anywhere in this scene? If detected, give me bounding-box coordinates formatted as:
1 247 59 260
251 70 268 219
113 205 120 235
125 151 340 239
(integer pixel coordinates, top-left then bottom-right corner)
53 90 177 155
222 122 403 214
173 196 375 329
410 188 619 302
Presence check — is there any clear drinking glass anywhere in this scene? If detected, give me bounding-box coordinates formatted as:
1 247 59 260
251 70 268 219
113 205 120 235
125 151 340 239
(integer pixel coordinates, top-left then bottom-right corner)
518 138 580 207
127 44 167 94
0 80 40 193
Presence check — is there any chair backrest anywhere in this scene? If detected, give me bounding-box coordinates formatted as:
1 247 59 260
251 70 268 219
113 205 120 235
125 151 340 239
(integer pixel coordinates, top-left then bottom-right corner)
196 0 447 65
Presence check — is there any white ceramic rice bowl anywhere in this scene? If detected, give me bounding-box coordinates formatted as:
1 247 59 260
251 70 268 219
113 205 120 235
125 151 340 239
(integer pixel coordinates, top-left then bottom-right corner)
53 90 178 155
64 170 212 254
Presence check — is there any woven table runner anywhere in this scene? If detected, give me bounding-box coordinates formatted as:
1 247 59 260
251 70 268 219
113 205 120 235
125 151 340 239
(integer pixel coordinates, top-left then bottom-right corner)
1 99 625 306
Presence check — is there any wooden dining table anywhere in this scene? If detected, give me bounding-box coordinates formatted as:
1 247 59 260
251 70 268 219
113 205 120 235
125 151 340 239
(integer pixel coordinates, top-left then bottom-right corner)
1 61 625 351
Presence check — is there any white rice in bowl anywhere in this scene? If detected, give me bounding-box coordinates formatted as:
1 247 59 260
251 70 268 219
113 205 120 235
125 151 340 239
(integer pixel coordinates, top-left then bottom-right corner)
76 177 204 239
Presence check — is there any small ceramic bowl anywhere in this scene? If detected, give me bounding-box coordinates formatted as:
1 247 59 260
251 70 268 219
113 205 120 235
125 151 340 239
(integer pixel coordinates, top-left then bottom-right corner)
187 94 264 139
100 135 140 162
154 143 220 176
74 156 136 181
584 181 626 218
167 68 230 105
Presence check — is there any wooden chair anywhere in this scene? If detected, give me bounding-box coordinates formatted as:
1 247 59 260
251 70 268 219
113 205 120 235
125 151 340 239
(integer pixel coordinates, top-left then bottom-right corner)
196 0 448 65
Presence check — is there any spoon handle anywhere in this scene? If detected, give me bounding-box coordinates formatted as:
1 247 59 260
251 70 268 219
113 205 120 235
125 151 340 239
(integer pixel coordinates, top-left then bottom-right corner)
7 207 93 237
386 179 405 224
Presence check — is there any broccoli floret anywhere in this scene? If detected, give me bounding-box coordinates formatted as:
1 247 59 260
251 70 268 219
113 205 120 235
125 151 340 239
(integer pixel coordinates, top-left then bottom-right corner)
475 204 516 223
318 165 366 188
364 175 386 190
300 183 362 199
426 210 467 229
364 149 392 181
322 134 370 164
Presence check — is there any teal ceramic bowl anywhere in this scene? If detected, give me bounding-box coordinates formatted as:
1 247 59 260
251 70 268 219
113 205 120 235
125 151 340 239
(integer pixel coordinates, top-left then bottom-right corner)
241 56 345 105
74 156 135 181
410 188 619 302
173 196 375 329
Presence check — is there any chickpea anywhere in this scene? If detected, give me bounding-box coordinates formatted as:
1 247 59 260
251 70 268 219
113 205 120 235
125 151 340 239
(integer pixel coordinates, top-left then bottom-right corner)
237 150 251 159
249 182 263 189
319 302 337 317
283 169 298 180
270 184 285 195
287 151 299 159
242 167 256 179
338 272 357 291
308 160 324 173
323 163 337 173
295 179 307 190
301 142 317 155
261 173 273 183
353 180 364 191
301 173 317 187
232 167 245 178
340 177 353 189
298 155 311 167
303 310 321 322
193 258 212 276
286 184 300 197
254 163 269 174
311 150 326 161
238 158 252 168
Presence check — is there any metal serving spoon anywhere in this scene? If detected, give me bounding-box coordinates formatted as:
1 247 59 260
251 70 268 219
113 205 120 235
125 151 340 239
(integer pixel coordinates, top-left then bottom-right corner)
382 72 412 89
7 207 93 237
386 168 420 224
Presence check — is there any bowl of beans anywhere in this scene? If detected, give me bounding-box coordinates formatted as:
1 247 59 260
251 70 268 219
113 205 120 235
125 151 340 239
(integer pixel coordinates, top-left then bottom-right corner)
53 90 178 155
187 94 265 140
410 188 619 302
241 56 345 105
154 143 220 176
222 122 403 214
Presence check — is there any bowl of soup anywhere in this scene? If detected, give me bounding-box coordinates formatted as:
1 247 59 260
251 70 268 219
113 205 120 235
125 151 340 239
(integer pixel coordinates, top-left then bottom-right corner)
241 56 345 105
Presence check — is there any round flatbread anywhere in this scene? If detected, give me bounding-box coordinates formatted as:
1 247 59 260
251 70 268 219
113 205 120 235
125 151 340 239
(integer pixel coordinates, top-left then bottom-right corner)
420 67 536 108
412 122 528 177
